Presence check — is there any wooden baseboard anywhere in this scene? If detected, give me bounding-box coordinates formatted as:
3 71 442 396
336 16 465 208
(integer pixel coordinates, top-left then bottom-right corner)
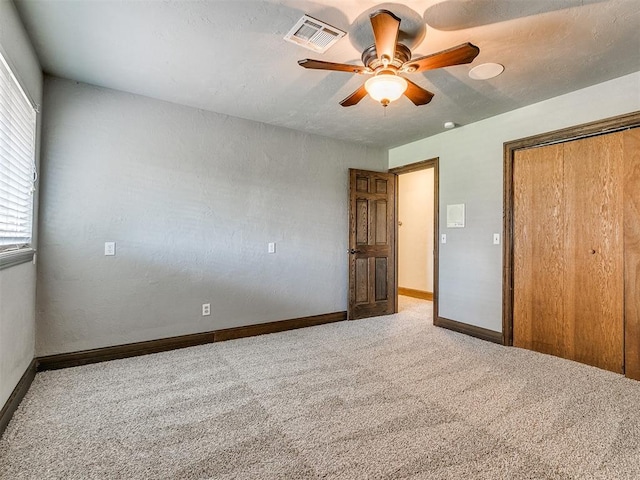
214 311 346 342
434 316 503 345
398 287 433 301
0 359 37 439
37 332 216 371
37 311 347 371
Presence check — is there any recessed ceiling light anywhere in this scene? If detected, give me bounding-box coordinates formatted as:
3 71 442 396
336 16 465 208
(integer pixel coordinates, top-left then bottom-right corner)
469 63 504 80
444 121 456 129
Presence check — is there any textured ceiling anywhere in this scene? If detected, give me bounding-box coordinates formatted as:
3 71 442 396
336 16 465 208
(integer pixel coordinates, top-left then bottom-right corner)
14 0 640 148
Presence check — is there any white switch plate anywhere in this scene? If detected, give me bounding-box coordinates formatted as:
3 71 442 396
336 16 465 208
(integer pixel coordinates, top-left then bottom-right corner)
268 242 276 254
441 234 447 244
493 233 500 245
104 242 116 256
202 303 211 316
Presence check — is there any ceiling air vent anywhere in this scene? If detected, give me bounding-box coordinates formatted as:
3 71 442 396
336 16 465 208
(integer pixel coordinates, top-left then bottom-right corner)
284 15 346 53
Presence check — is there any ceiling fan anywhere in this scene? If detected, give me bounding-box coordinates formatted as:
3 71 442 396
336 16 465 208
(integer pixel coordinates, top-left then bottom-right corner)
298 10 480 108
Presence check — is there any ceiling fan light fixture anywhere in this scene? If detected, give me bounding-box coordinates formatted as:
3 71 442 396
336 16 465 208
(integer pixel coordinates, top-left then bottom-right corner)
365 73 407 107
297 9 479 108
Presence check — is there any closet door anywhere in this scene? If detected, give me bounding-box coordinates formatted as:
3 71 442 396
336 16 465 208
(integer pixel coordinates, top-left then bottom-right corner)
563 133 624 373
513 133 624 373
623 128 640 380
513 144 566 357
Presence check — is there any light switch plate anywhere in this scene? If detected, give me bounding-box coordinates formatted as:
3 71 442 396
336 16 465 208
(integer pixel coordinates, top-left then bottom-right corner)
441 234 447 244
104 242 116 256
493 233 500 245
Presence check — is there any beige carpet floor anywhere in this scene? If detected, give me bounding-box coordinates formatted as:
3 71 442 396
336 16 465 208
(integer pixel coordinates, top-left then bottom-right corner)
2 296 640 479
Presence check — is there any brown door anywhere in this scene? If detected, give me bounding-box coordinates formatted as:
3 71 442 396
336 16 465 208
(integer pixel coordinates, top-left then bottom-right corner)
623 128 640 380
513 133 624 373
563 134 624 372
348 169 396 320
513 144 566 357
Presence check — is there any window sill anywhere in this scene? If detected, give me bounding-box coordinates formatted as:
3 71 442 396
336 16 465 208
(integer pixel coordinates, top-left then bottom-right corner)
0 249 35 271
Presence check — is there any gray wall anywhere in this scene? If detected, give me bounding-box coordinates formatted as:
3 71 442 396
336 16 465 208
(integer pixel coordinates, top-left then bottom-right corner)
0 0 42 407
37 77 386 356
390 71 640 333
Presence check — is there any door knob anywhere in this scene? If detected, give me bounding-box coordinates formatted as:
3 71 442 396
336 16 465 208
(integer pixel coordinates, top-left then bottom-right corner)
348 249 361 254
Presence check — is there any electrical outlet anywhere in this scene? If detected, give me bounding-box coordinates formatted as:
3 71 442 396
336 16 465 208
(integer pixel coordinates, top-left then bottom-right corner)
202 303 211 316
268 242 276 254
104 242 116 256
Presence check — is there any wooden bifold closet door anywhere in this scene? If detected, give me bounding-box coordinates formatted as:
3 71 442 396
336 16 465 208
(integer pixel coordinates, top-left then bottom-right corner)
513 132 626 373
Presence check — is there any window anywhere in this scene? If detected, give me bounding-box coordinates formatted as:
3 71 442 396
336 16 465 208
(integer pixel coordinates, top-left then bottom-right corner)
0 51 37 256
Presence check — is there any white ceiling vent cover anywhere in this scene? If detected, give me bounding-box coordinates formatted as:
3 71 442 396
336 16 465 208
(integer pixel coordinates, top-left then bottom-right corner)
284 15 346 53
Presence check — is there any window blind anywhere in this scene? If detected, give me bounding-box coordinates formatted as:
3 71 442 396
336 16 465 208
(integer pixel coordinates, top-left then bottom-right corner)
0 52 37 252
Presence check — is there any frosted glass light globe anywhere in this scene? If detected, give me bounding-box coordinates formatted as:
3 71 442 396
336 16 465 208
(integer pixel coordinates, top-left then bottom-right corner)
365 74 408 106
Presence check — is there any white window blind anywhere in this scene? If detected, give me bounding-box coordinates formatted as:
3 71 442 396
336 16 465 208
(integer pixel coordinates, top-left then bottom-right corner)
0 51 37 252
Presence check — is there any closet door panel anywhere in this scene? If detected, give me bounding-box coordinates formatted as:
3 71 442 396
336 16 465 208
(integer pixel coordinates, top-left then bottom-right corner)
513 144 566 356
563 133 624 373
624 128 640 380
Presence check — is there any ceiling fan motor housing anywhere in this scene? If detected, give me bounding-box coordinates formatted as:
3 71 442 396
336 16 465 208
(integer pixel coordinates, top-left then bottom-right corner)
361 43 411 72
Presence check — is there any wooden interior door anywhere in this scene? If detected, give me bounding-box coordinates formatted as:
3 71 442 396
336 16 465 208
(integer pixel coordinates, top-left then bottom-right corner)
513 133 624 373
623 128 640 380
513 144 566 357
348 169 396 320
563 133 624 372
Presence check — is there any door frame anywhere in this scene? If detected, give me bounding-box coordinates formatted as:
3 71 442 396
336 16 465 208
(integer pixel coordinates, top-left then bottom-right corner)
503 111 640 346
389 158 439 320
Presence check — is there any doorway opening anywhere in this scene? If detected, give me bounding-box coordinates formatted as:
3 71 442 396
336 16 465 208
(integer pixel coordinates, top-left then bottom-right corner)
389 158 439 320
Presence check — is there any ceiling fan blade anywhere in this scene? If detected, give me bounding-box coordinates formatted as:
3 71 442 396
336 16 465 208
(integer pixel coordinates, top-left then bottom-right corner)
406 43 480 73
369 10 401 62
298 59 366 74
404 79 435 106
340 84 368 107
